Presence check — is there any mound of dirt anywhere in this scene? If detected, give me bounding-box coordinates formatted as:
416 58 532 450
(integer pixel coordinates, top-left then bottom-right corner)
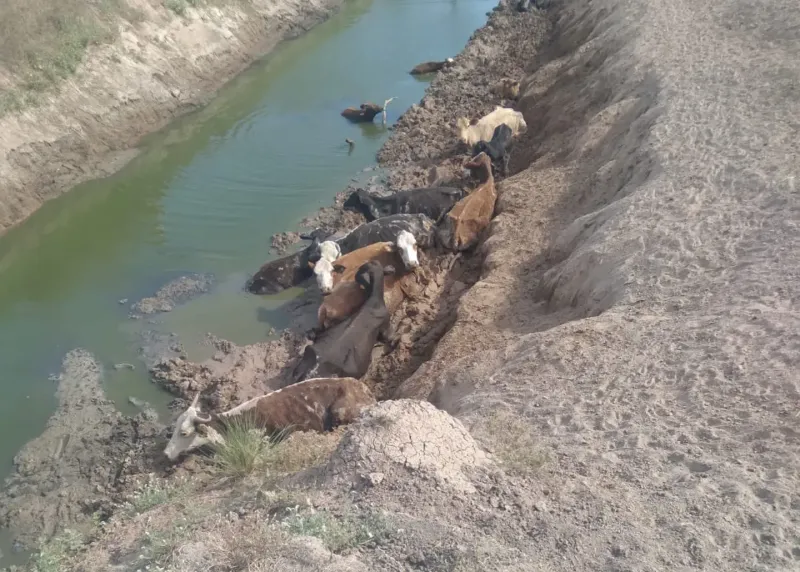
0 350 164 551
325 400 491 494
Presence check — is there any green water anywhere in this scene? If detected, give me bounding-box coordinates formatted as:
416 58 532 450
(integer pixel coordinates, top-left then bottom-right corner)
0 0 492 552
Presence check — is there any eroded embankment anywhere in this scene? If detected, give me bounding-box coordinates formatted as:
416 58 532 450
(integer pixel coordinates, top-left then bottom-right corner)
401 0 800 569
0 0 343 234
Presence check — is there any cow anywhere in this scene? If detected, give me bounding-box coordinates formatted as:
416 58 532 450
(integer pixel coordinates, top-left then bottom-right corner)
310 240 343 294
409 58 454 75
490 78 521 101
245 230 341 295
437 152 497 251
341 98 395 125
310 230 418 295
342 186 465 223
245 248 314 295
316 270 412 331
341 102 383 123
336 213 436 255
163 377 376 461
472 123 513 178
456 106 527 147
291 261 396 384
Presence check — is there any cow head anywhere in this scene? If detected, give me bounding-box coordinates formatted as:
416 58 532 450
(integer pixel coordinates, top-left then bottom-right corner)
395 230 419 269
308 240 342 294
310 257 336 294
164 393 222 461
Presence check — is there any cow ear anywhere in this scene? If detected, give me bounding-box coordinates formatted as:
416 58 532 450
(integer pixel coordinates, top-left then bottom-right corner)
308 261 316 269
333 264 346 274
196 424 210 436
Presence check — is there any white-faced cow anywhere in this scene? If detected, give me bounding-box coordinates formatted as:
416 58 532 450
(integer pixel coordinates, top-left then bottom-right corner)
164 377 375 461
310 240 343 294
310 230 419 296
336 213 435 255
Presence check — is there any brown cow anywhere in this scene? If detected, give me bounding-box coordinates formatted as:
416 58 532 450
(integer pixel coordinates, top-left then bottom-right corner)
437 152 498 251
316 271 411 330
163 377 375 461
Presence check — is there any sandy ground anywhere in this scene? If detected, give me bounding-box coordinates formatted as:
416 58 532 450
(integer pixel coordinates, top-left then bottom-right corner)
3 0 799 568
0 0 344 234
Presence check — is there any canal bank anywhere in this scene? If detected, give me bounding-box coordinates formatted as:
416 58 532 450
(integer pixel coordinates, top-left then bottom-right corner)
0 0 496 563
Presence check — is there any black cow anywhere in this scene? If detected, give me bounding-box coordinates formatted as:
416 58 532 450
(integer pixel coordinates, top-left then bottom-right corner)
337 213 436 254
472 123 513 178
245 230 339 295
290 261 396 383
343 187 464 223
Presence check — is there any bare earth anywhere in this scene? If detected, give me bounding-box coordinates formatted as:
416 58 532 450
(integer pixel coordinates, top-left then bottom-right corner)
3 0 799 569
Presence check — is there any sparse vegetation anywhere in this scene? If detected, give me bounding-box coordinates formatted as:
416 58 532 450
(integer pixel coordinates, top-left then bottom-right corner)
213 421 340 478
211 417 274 477
0 0 143 115
474 409 550 474
282 507 393 553
31 529 84 572
123 479 190 516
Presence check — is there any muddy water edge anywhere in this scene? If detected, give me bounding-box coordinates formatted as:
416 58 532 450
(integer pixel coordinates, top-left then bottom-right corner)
0 0 495 564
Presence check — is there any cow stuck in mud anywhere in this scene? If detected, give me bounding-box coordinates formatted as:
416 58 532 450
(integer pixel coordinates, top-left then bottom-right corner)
164 377 375 461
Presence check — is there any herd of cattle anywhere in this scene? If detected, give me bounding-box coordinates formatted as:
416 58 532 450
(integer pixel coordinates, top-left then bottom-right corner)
164 94 528 461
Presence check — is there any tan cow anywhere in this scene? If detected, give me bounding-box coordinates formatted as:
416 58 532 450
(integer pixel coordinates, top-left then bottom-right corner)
164 377 375 461
438 152 497 251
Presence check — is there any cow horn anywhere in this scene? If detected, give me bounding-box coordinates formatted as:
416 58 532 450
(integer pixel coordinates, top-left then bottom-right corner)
190 391 201 408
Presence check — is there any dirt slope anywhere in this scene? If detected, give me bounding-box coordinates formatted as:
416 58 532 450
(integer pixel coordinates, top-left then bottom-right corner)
402 0 800 569
0 0 343 234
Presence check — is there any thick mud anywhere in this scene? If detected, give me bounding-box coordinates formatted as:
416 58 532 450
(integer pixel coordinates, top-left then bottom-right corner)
0 350 165 552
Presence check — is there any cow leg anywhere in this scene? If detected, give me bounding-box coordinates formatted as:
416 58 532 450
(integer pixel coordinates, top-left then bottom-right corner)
502 153 510 178
378 320 399 354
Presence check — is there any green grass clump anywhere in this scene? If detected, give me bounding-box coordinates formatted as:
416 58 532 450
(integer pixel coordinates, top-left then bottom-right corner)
31 529 84 572
212 417 275 478
283 508 392 554
123 480 189 516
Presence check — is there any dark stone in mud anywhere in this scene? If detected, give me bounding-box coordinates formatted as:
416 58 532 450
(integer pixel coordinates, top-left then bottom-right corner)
129 273 214 317
0 349 165 551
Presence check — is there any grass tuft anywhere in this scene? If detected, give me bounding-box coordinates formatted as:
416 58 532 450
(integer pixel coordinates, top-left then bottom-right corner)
31 529 84 572
123 479 189 516
213 419 340 479
212 416 274 478
282 508 393 554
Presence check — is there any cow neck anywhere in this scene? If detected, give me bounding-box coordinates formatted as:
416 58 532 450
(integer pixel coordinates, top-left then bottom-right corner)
358 267 384 299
